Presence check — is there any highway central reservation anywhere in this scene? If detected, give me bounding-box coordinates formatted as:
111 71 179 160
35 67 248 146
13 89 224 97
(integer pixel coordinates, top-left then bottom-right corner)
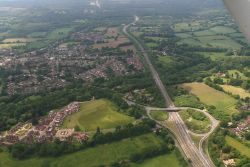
123 16 215 167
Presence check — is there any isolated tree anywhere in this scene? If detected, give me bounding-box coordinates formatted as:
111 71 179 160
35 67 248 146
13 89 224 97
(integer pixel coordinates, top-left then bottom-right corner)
96 126 101 134
74 125 81 132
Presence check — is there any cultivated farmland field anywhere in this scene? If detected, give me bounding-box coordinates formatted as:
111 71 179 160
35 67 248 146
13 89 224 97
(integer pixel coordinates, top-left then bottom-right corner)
178 35 242 49
173 22 201 32
63 99 135 131
0 43 26 48
181 82 237 115
197 35 242 49
146 37 167 41
2 38 36 43
226 136 250 158
93 36 129 49
193 30 215 36
146 42 158 48
0 134 167 167
221 85 250 98
47 27 73 40
209 26 236 34
175 33 192 38
196 52 226 61
177 38 201 46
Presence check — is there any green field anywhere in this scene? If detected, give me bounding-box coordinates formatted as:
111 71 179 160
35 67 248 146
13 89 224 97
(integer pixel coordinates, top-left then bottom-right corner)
63 99 135 131
193 30 215 36
0 43 26 49
132 152 181 167
158 56 174 66
174 94 204 109
150 110 168 121
179 109 211 134
173 22 201 32
178 35 242 49
181 82 237 115
146 37 167 41
230 33 245 38
28 32 47 38
225 136 250 158
197 35 242 49
2 38 36 43
209 26 236 34
146 42 158 48
47 27 74 40
221 85 250 98
0 134 167 167
175 33 192 38
177 38 201 46
196 52 226 61
228 70 249 80
175 23 242 50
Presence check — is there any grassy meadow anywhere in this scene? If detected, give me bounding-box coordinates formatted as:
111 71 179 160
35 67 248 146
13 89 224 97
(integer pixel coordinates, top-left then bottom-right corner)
158 56 174 66
174 94 204 109
150 110 169 121
0 43 26 49
178 35 242 49
179 109 211 134
132 152 181 167
146 42 158 48
174 21 243 50
0 134 168 167
47 27 73 40
63 99 135 131
196 52 227 61
225 136 250 158
221 85 250 99
181 82 237 115
228 70 249 80
2 38 36 43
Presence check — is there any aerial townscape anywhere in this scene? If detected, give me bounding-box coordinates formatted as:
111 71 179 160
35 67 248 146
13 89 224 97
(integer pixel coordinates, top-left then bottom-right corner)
0 0 250 167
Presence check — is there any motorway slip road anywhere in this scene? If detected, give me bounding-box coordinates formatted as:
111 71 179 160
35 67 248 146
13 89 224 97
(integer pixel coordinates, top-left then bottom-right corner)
123 16 215 167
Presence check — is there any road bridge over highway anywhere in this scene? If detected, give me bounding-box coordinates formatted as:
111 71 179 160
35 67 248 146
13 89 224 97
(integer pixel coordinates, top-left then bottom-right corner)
123 16 216 167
